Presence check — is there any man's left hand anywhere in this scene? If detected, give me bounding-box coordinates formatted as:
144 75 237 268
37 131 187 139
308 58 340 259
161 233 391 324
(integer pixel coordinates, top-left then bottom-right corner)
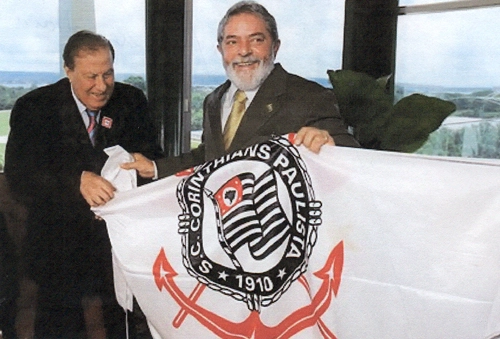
80 171 116 207
294 126 335 153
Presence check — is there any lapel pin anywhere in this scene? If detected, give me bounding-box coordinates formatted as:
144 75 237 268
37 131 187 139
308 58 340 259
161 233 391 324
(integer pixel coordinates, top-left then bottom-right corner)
101 116 113 129
266 103 273 113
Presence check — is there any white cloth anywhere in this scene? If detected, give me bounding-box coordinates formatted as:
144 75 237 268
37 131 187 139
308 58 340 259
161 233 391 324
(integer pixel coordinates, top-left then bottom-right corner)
94 135 500 339
101 145 137 192
99 145 138 314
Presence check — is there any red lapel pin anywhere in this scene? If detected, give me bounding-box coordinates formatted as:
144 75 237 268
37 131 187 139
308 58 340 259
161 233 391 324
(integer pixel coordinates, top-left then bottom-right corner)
101 116 113 129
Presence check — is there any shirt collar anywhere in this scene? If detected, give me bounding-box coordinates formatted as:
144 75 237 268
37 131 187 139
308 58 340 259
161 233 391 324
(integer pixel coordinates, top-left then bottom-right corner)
227 83 258 105
71 89 86 115
70 84 101 116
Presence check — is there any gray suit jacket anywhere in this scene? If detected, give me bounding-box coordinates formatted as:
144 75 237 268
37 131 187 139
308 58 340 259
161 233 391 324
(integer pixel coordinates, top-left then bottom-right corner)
156 63 359 177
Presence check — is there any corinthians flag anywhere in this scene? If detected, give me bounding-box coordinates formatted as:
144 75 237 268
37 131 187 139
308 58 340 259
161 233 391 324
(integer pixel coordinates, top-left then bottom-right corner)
94 135 500 339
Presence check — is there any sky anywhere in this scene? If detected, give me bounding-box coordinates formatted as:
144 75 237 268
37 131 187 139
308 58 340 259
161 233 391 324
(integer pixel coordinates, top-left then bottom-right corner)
0 0 147 75
1 0 500 88
396 3 500 88
191 0 345 79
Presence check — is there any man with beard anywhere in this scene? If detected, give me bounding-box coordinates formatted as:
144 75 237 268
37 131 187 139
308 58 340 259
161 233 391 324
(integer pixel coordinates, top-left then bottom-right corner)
122 0 359 179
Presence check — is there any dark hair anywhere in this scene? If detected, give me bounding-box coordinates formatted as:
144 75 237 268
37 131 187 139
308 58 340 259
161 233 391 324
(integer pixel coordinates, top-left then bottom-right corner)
63 30 115 70
217 1 279 45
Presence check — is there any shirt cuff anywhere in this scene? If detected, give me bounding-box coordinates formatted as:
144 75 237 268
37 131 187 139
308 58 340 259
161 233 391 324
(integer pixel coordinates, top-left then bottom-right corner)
153 161 158 180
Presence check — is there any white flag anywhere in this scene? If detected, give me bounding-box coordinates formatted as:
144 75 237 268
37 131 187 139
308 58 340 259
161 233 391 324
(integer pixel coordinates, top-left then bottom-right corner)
94 134 500 339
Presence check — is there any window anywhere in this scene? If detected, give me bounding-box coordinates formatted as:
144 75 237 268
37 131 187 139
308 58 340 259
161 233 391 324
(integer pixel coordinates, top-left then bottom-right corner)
0 0 145 170
94 0 146 80
190 0 346 144
400 0 462 5
396 1 500 158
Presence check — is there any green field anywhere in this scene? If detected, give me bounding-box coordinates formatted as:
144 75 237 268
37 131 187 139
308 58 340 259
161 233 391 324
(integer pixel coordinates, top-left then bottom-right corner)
0 110 10 170
0 110 10 134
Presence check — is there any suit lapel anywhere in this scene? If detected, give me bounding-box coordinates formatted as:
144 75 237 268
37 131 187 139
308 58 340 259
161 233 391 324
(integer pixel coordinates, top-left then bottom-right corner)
206 81 230 155
94 112 108 150
94 92 121 150
57 80 94 148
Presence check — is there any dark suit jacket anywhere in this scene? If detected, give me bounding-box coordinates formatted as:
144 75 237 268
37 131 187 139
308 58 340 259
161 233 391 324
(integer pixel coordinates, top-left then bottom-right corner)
156 63 359 177
4 78 161 297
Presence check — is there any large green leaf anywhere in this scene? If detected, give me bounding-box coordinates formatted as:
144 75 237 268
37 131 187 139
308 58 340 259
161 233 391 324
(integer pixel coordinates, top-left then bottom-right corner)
380 94 457 152
327 69 456 152
327 69 392 128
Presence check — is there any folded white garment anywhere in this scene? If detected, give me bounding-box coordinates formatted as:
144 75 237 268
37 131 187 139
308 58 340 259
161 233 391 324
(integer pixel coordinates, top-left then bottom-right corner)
101 145 137 192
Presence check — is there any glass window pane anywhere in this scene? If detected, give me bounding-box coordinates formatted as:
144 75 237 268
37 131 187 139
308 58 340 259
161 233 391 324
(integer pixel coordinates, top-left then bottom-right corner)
1 1 59 72
95 0 146 81
0 0 58 171
399 0 464 6
193 0 344 82
0 0 145 170
396 7 500 159
191 0 345 142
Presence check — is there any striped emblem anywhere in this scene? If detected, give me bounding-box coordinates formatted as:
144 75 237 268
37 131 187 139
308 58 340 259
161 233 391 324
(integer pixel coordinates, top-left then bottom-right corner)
212 169 291 264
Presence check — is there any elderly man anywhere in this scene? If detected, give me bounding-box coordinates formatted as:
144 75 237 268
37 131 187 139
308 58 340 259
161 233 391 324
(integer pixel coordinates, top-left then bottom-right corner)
5 30 161 338
123 0 359 179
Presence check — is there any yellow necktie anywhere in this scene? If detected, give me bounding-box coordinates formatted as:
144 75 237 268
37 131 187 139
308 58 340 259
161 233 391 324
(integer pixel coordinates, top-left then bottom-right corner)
223 90 247 150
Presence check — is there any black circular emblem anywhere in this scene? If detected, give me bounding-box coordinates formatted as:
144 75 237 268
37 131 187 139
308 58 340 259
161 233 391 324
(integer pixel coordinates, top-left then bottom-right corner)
177 136 322 311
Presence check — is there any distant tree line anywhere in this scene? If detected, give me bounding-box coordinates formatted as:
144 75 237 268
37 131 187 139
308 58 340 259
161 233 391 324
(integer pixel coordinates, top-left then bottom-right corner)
0 76 147 111
442 90 500 118
116 77 213 131
416 90 500 158
191 86 216 130
119 77 213 131
3 81 497 123
417 120 500 159
123 75 146 92
2 78 500 160
0 85 34 110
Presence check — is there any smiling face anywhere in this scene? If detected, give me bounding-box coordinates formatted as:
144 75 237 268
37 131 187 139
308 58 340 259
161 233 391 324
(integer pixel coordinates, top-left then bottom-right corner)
218 12 280 91
64 47 115 111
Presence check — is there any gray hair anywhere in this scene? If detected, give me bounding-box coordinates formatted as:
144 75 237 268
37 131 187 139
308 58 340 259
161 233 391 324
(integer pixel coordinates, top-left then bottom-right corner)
217 1 279 45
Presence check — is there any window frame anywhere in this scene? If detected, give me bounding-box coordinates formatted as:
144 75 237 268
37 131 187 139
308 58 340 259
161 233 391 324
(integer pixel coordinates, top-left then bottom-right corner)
399 0 500 15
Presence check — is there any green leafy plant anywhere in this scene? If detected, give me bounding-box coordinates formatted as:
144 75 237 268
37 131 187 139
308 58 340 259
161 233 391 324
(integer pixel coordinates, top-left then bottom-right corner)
328 69 456 152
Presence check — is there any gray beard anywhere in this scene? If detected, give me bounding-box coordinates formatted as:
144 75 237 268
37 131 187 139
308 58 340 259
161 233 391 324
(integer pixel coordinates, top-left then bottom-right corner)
224 57 275 91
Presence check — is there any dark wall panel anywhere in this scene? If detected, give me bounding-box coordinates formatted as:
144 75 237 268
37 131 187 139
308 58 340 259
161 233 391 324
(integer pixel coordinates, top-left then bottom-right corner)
343 0 398 81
